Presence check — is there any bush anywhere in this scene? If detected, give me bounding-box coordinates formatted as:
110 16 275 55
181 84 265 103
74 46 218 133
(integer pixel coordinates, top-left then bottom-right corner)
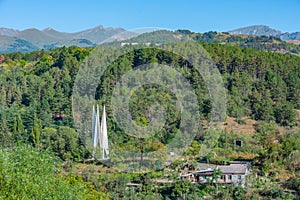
0 145 108 199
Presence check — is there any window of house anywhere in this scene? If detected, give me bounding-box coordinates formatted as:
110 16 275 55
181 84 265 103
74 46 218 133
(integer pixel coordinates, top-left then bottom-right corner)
221 175 225 182
238 175 242 180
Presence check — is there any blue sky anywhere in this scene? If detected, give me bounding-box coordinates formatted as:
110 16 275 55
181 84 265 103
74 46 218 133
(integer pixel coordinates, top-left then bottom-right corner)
0 0 299 33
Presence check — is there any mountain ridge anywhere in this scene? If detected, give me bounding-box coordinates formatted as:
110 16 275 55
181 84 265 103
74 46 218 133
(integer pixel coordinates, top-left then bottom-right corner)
1 25 300 54
228 25 300 40
0 25 126 53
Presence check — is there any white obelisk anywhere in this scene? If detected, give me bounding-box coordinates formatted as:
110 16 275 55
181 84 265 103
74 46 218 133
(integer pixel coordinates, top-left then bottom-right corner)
100 105 109 159
92 104 101 159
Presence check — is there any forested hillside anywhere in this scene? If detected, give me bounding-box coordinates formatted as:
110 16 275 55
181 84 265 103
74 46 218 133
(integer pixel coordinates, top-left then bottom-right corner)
121 30 300 55
0 38 299 199
192 31 300 55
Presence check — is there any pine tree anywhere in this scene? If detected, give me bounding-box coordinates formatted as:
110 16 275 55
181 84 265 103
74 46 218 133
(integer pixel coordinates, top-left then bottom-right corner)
30 114 42 149
274 100 296 126
0 112 13 147
13 114 27 143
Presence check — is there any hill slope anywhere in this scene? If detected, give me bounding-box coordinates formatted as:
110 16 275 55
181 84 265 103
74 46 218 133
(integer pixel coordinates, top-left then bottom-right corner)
0 35 38 53
228 25 300 41
0 25 125 53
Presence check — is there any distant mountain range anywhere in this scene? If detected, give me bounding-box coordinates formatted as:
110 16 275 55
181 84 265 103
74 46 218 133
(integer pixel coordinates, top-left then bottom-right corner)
0 25 299 54
228 25 300 40
0 25 125 53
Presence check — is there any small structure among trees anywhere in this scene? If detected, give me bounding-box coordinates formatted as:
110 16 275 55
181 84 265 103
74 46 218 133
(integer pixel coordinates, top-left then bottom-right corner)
180 161 250 186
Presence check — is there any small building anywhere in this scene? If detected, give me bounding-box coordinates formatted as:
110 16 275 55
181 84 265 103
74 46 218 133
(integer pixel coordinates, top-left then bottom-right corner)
191 168 215 183
126 183 140 191
215 164 248 185
179 173 195 182
180 162 250 186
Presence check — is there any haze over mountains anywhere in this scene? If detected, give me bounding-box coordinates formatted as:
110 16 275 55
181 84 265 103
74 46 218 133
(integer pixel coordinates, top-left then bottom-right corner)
0 25 125 53
0 25 299 53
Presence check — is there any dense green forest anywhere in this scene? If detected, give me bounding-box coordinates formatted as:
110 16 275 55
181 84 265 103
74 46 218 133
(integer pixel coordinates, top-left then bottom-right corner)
0 33 299 199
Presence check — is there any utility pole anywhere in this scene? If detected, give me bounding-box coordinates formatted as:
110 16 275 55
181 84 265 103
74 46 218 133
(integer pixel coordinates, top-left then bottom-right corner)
225 130 228 157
